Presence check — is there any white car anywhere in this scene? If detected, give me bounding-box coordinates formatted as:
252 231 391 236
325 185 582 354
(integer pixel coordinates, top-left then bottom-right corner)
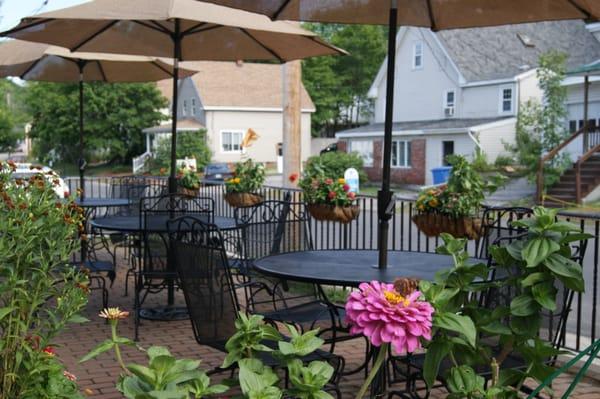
10 163 70 198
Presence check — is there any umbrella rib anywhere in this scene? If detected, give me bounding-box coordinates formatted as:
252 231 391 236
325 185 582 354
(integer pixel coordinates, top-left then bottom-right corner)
71 20 119 52
567 0 592 19
239 28 284 63
186 24 223 36
272 0 292 20
97 61 108 81
151 60 174 77
19 57 43 80
131 20 171 35
1 18 53 36
426 0 437 31
182 22 207 36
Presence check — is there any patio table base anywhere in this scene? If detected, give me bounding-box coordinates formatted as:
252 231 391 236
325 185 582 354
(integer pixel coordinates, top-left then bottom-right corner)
139 306 189 321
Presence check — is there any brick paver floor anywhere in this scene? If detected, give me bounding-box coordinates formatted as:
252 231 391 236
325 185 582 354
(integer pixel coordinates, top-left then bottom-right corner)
55 249 600 398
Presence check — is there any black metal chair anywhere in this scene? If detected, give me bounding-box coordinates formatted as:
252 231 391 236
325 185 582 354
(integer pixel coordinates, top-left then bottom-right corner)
388 232 588 399
132 193 214 340
234 197 361 355
476 206 534 260
168 215 344 398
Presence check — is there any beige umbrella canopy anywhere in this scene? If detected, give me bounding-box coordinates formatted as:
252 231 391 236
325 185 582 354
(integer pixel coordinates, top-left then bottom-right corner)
204 0 600 271
1 0 345 195
0 39 196 197
203 0 600 28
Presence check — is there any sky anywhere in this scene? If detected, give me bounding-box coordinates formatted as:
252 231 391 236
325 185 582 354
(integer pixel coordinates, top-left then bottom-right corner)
0 0 86 31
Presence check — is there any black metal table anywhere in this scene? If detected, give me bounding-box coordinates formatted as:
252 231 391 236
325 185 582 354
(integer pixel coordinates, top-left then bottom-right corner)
253 249 463 398
253 249 458 286
90 214 236 233
90 213 237 321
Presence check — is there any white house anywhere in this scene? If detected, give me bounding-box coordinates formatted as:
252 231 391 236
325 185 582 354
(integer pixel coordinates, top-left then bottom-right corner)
135 61 315 172
336 20 600 185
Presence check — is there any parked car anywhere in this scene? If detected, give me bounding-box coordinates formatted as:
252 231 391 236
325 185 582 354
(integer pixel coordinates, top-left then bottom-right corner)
10 163 70 198
320 143 338 155
203 163 233 185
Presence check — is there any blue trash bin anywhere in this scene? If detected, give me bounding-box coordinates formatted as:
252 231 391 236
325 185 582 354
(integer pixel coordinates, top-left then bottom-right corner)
431 166 452 184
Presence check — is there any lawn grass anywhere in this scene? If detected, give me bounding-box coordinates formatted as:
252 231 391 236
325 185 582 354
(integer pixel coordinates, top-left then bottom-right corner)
52 161 131 177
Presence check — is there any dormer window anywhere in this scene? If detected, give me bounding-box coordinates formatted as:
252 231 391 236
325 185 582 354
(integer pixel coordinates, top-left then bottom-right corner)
413 42 423 70
182 100 187 116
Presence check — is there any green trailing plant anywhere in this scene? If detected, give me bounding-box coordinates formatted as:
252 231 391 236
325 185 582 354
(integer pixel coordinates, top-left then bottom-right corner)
298 160 357 206
419 207 589 398
225 159 265 194
177 167 201 190
81 308 228 399
0 160 88 398
416 155 505 218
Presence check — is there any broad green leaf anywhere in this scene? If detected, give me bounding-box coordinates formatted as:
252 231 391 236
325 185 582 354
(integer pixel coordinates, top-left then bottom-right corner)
480 321 512 336
510 295 540 317
147 346 171 360
423 340 451 388
521 272 550 287
544 253 584 292
434 313 477 348
532 282 557 311
79 339 115 363
522 237 560 268
0 306 14 321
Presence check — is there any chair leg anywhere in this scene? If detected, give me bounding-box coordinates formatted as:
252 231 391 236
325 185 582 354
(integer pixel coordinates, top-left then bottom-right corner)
134 274 141 342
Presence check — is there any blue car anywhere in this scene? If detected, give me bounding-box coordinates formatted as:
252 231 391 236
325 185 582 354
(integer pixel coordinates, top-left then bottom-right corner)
203 163 233 185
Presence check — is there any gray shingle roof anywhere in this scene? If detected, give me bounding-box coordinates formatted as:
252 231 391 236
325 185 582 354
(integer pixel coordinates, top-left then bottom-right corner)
437 20 600 82
337 117 511 136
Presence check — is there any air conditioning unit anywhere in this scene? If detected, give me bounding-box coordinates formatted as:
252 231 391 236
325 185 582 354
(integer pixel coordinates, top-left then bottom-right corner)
444 106 455 117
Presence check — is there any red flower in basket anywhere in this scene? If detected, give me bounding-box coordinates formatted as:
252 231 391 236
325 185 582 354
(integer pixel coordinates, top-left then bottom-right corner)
289 173 299 183
328 191 336 200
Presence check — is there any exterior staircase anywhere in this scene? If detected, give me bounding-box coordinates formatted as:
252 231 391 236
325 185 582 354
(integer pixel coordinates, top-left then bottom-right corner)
544 154 600 207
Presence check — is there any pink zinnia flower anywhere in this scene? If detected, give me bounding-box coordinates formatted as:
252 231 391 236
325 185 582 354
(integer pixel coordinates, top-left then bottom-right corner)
345 281 434 354
327 191 336 200
63 371 77 381
343 184 350 192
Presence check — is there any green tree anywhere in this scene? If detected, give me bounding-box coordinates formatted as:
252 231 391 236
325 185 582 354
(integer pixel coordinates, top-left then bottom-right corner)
0 108 20 154
25 82 167 165
509 51 570 187
302 24 387 136
149 129 212 172
305 151 367 183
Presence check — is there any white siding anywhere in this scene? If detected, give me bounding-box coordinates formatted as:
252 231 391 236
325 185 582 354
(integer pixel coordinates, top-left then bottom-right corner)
204 110 312 164
460 83 517 119
472 119 517 162
424 133 475 185
372 27 461 123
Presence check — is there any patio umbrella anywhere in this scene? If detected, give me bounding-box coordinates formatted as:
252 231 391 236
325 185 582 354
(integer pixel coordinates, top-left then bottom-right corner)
0 39 196 199
0 0 345 195
203 0 600 269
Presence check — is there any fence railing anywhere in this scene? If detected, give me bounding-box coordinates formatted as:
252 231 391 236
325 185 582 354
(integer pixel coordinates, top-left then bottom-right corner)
67 176 600 353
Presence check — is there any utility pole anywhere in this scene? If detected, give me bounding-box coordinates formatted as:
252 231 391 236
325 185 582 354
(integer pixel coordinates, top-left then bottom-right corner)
282 59 302 188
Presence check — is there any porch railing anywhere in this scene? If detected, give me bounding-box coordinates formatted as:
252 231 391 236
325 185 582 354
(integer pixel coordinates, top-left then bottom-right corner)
67 176 600 353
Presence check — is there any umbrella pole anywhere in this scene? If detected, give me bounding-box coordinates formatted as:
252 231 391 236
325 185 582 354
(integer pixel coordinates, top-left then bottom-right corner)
376 1 398 269
78 62 86 201
169 19 181 195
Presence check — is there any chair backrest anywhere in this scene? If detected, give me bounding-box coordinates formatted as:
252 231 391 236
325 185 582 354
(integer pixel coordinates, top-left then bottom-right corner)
168 216 240 349
110 176 152 216
477 206 533 259
139 194 214 276
234 196 312 264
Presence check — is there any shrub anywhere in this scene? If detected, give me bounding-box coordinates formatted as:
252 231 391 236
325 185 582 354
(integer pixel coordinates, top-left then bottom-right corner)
149 129 212 173
494 154 515 168
471 149 493 173
306 151 367 184
0 161 88 398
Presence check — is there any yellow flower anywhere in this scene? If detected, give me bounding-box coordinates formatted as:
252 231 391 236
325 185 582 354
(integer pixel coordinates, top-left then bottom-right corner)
338 178 346 184
418 204 425 211
427 189 435 195
429 199 439 208
234 177 241 184
99 307 129 320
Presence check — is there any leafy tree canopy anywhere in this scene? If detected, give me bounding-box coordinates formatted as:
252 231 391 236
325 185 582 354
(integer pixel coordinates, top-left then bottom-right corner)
148 129 212 173
302 23 387 136
25 81 167 165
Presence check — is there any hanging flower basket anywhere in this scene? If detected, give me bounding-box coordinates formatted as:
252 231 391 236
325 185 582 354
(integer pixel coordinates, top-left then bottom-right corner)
178 186 199 197
225 192 263 208
411 213 482 240
307 203 360 224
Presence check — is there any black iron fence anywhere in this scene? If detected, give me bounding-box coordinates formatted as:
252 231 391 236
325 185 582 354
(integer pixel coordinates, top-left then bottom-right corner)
67 176 600 352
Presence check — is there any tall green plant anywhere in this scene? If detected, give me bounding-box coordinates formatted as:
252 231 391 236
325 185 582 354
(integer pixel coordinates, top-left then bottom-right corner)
510 51 570 188
420 207 589 398
150 129 212 173
0 161 89 398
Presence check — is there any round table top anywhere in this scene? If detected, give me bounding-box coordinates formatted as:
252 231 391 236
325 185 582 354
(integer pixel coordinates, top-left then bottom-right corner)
253 250 462 287
75 198 132 208
90 214 237 233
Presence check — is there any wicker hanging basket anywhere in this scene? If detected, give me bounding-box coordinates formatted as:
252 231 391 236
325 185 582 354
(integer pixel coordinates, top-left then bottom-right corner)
412 213 482 240
307 203 360 224
225 192 264 208
178 186 199 197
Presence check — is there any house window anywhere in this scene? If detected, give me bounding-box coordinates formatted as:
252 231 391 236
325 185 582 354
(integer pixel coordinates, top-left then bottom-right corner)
442 141 454 166
350 140 373 167
182 100 187 116
391 140 412 168
191 99 196 116
444 90 456 117
413 42 423 69
221 130 243 153
499 86 513 113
